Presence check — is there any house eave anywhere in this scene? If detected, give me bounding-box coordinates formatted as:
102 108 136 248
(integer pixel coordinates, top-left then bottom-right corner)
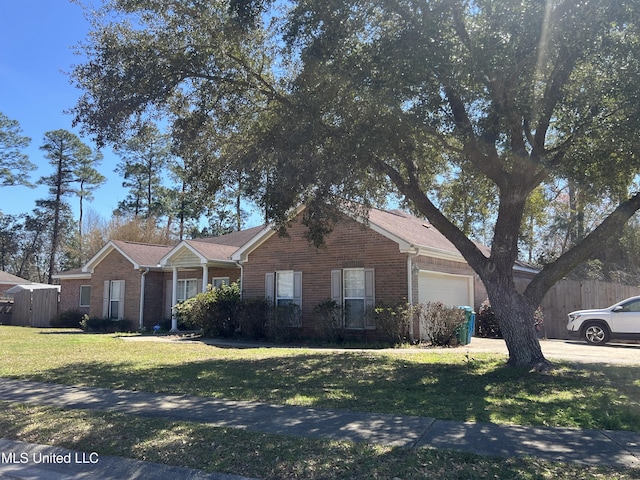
52 272 92 280
414 245 467 263
230 225 277 263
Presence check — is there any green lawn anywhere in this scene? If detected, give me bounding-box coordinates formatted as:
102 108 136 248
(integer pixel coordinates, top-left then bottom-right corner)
1 326 639 479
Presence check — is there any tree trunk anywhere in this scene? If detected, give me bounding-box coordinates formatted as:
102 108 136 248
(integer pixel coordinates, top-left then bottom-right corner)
486 279 548 369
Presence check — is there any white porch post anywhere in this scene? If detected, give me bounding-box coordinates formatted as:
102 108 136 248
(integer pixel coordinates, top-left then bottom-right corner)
171 266 178 331
202 265 209 292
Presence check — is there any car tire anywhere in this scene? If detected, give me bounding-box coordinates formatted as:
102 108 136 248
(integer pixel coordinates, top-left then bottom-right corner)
582 322 610 345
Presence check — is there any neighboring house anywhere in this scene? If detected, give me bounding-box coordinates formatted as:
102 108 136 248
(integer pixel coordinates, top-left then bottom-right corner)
0 271 32 299
54 206 535 337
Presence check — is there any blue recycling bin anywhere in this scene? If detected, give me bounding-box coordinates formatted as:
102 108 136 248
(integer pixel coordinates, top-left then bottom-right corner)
457 306 476 345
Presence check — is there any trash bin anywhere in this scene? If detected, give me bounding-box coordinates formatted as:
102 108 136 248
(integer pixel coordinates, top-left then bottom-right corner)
456 306 476 345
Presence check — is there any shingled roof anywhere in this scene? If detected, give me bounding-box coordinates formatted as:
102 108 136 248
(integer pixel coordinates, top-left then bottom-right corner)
0 271 31 285
84 240 173 272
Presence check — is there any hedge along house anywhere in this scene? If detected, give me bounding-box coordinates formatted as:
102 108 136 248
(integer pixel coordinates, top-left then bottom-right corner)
233 206 482 341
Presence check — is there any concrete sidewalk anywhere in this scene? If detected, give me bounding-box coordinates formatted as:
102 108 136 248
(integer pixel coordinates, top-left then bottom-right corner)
0 438 255 480
0 379 639 478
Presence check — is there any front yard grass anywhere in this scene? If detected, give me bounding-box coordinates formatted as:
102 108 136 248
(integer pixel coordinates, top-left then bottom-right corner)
1 326 638 432
1 402 636 480
1 326 639 479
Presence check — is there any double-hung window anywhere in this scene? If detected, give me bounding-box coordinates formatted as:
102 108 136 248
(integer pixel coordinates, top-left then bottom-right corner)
79 285 91 308
211 277 230 289
265 271 302 326
343 269 366 328
276 271 295 306
103 280 125 320
331 268 375 329
177 279 199 303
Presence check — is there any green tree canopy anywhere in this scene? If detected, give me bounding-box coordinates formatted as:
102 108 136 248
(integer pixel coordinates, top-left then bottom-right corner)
0 112 35 188
38 130 101 281
71 0 640 368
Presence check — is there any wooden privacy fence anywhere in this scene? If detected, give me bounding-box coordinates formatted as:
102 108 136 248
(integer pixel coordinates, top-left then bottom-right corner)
538 279 640 339
0 300 12 325
10 287 59 327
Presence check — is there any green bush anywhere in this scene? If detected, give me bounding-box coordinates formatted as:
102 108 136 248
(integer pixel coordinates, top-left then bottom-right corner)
50 310 85 328
80 316 132 333
367 302 412 345
476 299 501 338
415 302 465 346
236 299 271 339
312 299 344 343
268 304 302 343
475 299 545 338
174 282 241 337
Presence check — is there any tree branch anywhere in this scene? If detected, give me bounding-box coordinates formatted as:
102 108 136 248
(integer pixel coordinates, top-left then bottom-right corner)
524 192 640 305
375 158 489 273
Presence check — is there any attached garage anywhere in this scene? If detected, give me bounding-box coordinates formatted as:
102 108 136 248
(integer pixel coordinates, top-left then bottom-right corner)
417 270 474 307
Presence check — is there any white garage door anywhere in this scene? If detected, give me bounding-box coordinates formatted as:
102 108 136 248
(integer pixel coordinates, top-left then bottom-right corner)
418 270 473 307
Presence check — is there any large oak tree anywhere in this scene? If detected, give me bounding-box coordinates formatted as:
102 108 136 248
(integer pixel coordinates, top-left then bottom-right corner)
71 0 640 368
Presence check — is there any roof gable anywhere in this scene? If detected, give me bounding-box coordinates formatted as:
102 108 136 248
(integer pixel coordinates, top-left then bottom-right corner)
232 205 469 263
84 240 173 272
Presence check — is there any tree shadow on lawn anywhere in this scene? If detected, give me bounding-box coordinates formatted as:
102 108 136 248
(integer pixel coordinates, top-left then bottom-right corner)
3 402 610 480
9 352 640 430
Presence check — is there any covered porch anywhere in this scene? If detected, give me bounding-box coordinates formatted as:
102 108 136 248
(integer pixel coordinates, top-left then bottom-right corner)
160 240 241 331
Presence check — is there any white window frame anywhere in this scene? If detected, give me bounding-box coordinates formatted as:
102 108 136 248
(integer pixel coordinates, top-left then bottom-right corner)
265 271 302 327
211 277 230 289
331 268 375 330
276 271 295 307
109 280 125 320
79 285 91 308
177 278 199 303
343 268 366 329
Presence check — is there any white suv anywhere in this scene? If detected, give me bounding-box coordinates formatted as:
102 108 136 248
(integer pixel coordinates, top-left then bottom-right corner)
567 296 640 345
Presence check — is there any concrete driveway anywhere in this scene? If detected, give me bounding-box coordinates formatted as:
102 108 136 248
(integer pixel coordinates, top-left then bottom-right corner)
465 337 640 366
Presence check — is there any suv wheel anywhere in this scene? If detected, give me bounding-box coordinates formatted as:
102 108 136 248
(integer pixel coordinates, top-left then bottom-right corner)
582 322 610 345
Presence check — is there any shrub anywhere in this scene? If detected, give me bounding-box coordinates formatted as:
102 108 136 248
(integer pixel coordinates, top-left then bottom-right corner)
476 299 501 338
367 302 412 345
80 316 133 333
235 299 270 339
475 299 545 338
416 302 466 346
312 299 344 343
268 304 302 343
174 282 241 337
50 310 84 328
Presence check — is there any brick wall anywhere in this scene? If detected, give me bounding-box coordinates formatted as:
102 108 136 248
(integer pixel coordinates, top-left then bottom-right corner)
90 249 142 322
58 278 91 316
242 214 408 338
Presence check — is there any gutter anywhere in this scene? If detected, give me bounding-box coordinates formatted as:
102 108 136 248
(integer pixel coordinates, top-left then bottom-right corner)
139 268 149 330
407 249 419 343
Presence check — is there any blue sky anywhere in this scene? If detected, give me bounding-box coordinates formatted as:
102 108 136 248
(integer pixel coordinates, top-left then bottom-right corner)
1 0 126 219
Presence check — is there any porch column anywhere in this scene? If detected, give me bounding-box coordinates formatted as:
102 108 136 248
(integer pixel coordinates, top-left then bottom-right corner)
202 265 209 292
171 266 178 331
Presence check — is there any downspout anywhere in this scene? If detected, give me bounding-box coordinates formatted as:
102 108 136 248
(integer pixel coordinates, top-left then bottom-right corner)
407 249 419 343
139 268 149 331
237 261 244 300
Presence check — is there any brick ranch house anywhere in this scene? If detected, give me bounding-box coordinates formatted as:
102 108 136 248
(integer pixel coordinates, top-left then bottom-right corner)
55 206 536 338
